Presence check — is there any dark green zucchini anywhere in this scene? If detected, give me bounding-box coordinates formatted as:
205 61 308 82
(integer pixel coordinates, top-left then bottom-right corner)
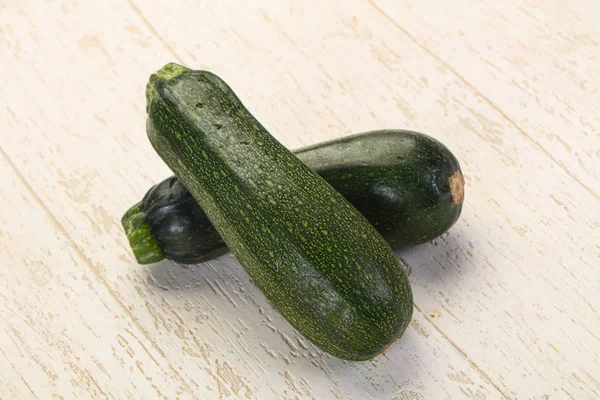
123 130 464 264
140 62 413 360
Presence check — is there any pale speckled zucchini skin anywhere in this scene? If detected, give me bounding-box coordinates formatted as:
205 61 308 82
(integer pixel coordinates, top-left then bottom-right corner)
145 63 413 361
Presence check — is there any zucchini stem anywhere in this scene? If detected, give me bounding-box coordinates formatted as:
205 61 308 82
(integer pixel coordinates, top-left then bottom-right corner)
450 171 465 204
121 202 165 264
146 62 190 112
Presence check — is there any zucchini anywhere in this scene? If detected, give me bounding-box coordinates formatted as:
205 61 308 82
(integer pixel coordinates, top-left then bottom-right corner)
123 130 464 264
142 63 413 360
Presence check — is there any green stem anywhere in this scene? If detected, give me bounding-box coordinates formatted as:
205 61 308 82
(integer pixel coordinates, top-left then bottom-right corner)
121 202 165 264
146 62 190 111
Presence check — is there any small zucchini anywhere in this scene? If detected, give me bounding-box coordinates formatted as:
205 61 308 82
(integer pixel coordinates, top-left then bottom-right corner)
123 130 464 264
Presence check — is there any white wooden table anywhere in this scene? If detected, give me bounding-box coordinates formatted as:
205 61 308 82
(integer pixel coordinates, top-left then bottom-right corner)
1 1 598 399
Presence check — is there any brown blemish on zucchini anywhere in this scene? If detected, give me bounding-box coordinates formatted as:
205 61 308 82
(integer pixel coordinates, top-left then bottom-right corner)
450 171 465 204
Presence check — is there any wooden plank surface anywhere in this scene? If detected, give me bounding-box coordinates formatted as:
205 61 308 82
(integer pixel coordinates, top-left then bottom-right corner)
0 1 598 399
370 0 600 196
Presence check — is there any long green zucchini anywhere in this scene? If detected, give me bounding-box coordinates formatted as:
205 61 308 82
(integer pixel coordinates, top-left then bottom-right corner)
142 63 413 360
123 130 464 264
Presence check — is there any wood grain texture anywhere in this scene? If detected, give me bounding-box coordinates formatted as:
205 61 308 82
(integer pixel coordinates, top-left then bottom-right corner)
369 0 600 199
0 0 598 399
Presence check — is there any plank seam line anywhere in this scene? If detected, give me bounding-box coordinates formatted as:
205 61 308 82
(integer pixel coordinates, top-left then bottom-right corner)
0 147 199 400
366 0 598 201
126 0 186 65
